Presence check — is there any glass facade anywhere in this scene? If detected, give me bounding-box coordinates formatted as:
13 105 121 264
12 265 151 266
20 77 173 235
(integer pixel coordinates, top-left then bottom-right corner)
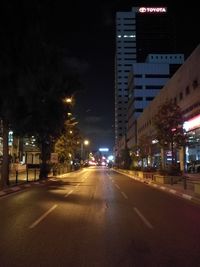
186 128 200 172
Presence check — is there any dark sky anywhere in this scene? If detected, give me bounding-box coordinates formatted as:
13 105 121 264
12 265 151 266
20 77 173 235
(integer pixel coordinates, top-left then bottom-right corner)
10 0 199 152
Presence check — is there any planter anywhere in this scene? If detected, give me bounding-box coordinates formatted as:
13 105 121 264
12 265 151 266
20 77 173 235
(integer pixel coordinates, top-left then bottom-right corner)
194 182 200 195
154 174 181 184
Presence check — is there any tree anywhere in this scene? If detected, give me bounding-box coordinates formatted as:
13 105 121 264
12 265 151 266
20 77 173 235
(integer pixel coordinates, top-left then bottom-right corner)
138 134 153 167
0 1 82 185
153 100 186 169
55 117 81 165
116 146 132 170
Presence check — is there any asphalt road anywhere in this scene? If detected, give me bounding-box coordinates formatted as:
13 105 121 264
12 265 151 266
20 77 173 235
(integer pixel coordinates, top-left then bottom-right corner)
1 166 200 267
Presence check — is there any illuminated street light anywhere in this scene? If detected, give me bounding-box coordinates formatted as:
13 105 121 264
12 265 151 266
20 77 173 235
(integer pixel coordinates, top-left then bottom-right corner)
65 97 72 104
81 139 90 162
84 140 89 146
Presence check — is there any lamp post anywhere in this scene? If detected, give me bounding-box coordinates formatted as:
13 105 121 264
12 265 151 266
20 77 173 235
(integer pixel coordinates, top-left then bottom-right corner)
80 139 90 163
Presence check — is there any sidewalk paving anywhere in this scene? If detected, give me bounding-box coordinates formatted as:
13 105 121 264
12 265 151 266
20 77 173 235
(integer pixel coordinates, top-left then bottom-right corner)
114 169 200 206
0 168 84 198
0 178 50 198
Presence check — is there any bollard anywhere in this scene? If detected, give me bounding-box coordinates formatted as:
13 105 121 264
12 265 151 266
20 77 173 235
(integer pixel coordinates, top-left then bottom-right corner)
26 168 29 182
34 168 36 181
16 170 18 184
183 176 187 190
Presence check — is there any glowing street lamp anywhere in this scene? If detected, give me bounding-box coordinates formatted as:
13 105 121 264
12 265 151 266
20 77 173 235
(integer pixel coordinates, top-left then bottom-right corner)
65 97 72 104
84 140 89 146
81 139 90 161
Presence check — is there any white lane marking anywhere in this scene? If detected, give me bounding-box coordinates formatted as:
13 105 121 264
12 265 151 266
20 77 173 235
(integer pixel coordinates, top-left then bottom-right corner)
114 183 120 189
0 191 6 196
106 173 112 180
121 191 128 199
65 190 73 197
152 184 158 187
182 194 192 200
29 204 58 229
133 207 153 229
160 186 166 190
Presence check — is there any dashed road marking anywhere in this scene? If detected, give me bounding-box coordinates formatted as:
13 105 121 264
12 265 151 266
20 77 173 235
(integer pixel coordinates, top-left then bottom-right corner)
121 191 128 199
29 204 58 229
65 190 73 197
114 183 120 189
133 207 153 229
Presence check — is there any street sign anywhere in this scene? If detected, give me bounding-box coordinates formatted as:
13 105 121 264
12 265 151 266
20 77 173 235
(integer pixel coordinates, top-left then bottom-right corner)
50 153 58 163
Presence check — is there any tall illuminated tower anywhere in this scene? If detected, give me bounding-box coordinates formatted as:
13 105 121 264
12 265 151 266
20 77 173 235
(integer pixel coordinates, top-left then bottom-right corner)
114 6 177 153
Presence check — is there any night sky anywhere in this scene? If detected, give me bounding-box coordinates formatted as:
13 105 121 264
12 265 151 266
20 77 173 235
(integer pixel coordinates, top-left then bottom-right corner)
4 1 199 152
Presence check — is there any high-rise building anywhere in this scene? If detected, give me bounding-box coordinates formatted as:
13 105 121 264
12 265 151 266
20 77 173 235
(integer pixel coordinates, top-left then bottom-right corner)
127 54 184 149
115 6 179 154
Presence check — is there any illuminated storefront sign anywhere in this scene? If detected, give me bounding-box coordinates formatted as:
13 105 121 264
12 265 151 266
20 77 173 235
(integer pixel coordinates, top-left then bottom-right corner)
139 7 167 13
183 114 200 132
99 148 109 152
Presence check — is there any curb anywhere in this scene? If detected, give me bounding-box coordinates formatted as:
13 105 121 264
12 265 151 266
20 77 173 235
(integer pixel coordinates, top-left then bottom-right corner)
0 179 52 198
113 169 200 206
0 170 83 198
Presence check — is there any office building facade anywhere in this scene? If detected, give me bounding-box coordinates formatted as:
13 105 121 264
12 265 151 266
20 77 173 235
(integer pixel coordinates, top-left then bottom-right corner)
136 44 200 171
115 6 178 154
127 54 184 148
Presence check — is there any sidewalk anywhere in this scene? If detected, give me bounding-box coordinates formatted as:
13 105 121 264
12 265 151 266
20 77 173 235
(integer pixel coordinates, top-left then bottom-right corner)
114 169 200 206
0 180 46 198
0 168 84 198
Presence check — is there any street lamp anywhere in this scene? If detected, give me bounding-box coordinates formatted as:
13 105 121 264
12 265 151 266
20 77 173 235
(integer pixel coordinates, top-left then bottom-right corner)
84 140 89 146
64 97 73 104
80 139 90 162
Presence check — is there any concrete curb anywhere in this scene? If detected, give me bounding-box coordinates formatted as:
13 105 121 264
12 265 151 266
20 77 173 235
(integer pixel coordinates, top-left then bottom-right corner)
0 179 50 198
113 169 200 206
0 169 85 198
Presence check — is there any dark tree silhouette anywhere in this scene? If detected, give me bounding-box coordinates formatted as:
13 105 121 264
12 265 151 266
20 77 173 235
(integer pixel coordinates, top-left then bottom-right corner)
0 1 82 186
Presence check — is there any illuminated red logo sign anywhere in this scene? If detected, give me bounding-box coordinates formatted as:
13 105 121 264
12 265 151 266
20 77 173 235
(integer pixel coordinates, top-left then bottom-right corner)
139 7 167 13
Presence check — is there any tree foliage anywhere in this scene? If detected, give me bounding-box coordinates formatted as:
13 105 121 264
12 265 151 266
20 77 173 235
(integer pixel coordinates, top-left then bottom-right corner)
153 100 186 164
0 1 82 185
55 118 81 164
138 134 153 167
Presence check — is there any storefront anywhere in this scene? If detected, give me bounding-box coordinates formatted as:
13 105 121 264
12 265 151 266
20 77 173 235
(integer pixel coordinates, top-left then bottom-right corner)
184 114 200 172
